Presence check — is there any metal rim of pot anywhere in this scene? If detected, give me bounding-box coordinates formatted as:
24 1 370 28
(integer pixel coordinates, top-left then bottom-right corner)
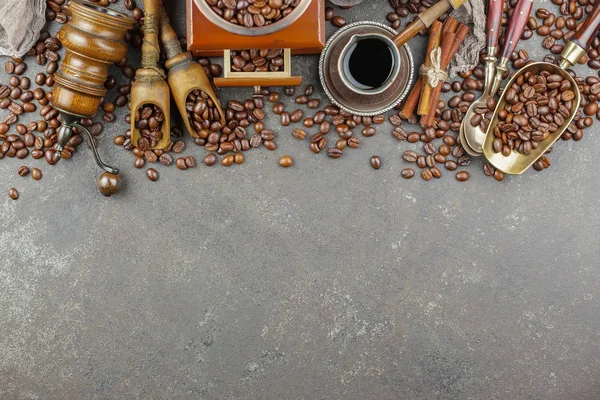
193 0 313 37
319 21 415 117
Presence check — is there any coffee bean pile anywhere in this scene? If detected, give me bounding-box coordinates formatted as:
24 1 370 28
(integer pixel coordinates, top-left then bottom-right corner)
134 104 166 149
186 89 223 138
205 0 300 28
231 49 285 72
492 71 575 156
268 83 387 158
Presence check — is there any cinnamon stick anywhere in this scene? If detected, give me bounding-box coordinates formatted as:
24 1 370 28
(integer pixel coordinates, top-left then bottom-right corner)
417 21 443 116
399 79 423 119
421 24 470 126
442 16 458 33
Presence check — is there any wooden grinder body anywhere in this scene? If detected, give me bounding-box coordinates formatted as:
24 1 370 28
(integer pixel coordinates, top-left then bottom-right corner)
53 0 134 117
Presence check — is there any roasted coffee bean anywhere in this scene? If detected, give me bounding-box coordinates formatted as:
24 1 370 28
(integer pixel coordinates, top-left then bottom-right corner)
292 128 306 140
279 155 293 168
8 188 18 200
401 168 415 179
185 156 197 168
327 148 342 158
403 150 418 163
204 153 218 166
146 168 158 181
18 166 30 177
331 16 346 27
176 157 188 170
31 168 42 180
421 169 433 181
456 171 470 181
159 153 173 166
370 155 381 169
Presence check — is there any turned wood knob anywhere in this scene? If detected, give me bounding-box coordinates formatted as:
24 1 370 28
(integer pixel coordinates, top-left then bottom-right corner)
97 172 121 197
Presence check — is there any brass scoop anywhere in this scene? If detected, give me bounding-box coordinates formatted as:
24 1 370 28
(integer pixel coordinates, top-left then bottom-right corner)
483 0 600 174
159 6 225 138
130 0 170 150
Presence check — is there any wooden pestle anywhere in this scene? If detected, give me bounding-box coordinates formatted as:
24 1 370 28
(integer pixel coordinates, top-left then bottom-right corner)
130 0 171 150
159 5 225 139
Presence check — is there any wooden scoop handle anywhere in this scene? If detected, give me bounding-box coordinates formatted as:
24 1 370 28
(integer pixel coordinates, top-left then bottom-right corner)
573 0 600 50
486 0 504 53
500 0 533 59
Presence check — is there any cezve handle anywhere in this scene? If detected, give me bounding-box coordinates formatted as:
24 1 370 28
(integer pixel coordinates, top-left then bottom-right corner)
393 0 468 48
486 0 504 54
500 0 533 59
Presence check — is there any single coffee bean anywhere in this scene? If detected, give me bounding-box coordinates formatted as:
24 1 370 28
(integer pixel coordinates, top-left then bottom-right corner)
8 188 18 200
292 128 306 140
331 16 346 27
18 166 30 176
401 168 415 179
456 171 470 181
421 169 433 181
31 168 42 180
370 155 381 169
279 155 293 167
327 148 342 158
204 153 217 166
146 168 158 181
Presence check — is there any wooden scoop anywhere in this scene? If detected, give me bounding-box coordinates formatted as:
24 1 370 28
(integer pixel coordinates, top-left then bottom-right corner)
130 0 170 150
482 0 600 174
159 6 225 139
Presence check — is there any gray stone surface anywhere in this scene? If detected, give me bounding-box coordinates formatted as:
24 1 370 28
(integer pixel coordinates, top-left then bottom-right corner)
1 1 600 399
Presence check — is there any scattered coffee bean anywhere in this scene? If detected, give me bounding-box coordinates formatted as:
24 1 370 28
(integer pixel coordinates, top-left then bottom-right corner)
370 155 381 169
279 155 293 167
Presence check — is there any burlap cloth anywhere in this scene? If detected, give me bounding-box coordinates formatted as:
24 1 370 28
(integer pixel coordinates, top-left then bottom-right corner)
0 0 47 57
330 0 486 77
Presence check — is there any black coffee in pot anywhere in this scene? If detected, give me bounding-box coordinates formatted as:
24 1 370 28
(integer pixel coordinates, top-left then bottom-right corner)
347 38 394 89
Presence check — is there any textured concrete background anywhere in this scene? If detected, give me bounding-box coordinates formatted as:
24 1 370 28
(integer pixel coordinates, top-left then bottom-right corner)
1 1 600 399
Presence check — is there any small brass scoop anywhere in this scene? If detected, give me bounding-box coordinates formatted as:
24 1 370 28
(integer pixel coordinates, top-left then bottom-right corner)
483 1 600 174
460 0 532 156
159 6 225 138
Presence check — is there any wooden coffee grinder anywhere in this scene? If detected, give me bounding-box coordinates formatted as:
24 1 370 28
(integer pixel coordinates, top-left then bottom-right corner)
52 0 135 196
186 0 326 87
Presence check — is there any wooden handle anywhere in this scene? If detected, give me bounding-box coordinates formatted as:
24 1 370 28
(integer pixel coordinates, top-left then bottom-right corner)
487 0 504 52
393 0 451 48
140 0 162 68
501 0 533 59
573 0 600 50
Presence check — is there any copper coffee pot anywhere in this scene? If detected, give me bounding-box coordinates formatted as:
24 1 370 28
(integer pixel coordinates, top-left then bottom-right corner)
52 0 135 196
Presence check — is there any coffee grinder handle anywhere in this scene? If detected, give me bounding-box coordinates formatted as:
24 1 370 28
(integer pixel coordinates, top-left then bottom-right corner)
572 0 600 51
486 0 504 54
500 0 533 59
